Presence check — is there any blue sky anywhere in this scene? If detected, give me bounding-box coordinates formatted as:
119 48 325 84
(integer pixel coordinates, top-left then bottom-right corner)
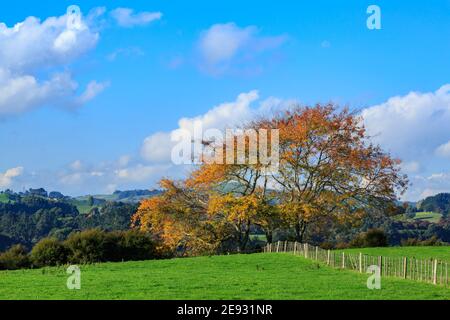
1 0 450 200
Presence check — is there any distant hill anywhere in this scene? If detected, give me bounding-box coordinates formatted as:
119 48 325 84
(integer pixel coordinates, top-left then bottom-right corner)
418 193 450 216
75 189 162 204
0 188 162 249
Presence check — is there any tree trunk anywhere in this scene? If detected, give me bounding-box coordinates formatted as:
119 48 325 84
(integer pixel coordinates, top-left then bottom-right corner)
295 220 307 243
265 230 273 244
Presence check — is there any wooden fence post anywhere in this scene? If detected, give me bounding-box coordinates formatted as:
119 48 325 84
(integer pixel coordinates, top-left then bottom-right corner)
276 241 280 253
342 252 345 269
433 259 438 285
293 242 297 254
327 250 330 266
378 256 382 276
446 263 448 287
403 257 408 279
315 246 318 260
359 253 362 273
304 244 308 259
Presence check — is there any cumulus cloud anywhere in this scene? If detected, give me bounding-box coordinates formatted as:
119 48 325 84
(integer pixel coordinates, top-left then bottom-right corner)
362 84 450 159
0 8 107 117
0 167 24 188
41 155 176 195
435 140 450 158
361 84 450 200
198 23 287 74
110 8 162 27
141 91 261 163
0 15 98 72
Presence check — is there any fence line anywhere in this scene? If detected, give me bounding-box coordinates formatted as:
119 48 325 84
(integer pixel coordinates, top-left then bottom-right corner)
263 241 449 287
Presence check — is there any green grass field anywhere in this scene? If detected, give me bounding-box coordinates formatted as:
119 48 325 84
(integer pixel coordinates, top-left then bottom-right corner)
338 246 450 262
393 211 443 223
413 212 443 223
0 253 448 300
68 199 97 214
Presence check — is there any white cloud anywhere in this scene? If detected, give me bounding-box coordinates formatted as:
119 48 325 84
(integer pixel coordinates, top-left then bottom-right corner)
400 161 421 174
48 155 176 195
0 167 24 188
141 132 173 163
110 8 162 27
117 155 131 167
0 15 98 72
410 173 450 200
0 9 105 117
199 23 254 65
115 164 171 182
435 140 450 158
141 91 260 163
361 84 450 200
70 160 83 171
198 23 287 74
77 80 109 104
362 84 450 159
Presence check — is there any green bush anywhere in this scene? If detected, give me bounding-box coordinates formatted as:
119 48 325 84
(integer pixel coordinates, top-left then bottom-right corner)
117 230 156 261
350 229 388 248
64 229 157 264
0 244 31 270
64 229 109 264
31 238 69 267
319 241 335 250
401 236 446 247
364 229 388 247
0 229 158 269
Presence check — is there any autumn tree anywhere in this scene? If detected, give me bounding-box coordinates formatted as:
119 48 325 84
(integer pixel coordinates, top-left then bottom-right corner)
132 103 407 254
188 127 281 248
268 104 408 242
132 179 237 255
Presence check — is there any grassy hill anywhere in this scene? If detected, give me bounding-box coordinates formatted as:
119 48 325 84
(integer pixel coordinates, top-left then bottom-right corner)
75 190 161 204
413 212 443 223
0 252 448 300
337 246 450 262
393 211 443 223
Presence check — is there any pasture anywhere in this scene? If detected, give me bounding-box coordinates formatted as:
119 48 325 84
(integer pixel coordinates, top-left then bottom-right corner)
0 251 448 300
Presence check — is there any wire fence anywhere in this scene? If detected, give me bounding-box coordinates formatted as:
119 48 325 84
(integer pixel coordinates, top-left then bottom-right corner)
263 241 449 287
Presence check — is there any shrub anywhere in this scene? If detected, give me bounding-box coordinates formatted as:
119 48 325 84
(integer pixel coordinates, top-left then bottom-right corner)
31 238 69 267
0 244 30 270
335 242 349 249
364 229 388 247
64 229 157 264
65 229 109 264
117 230 156 261
348 234 366 248
401 236 446 247
319 242 335 250
349 229 388 248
